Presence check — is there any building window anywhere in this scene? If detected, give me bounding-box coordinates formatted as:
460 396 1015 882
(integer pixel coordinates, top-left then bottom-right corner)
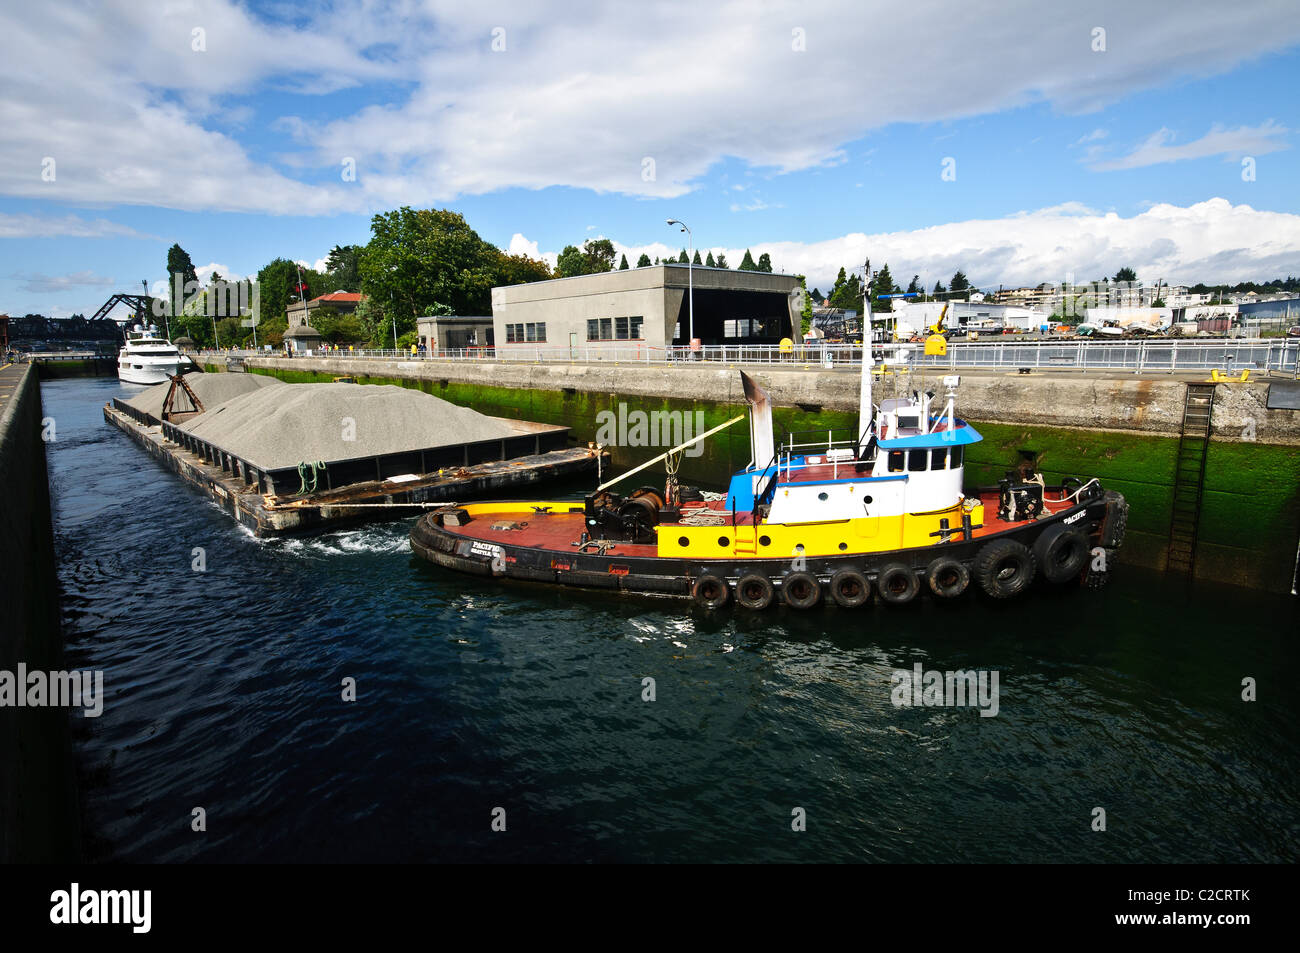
525 322 546 342
723 318 762 338
629 315 643 339
615 316 629 339
587 319 599 340
505 323 523 343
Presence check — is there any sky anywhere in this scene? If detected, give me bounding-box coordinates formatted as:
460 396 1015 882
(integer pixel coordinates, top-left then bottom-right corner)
2 0 1299 318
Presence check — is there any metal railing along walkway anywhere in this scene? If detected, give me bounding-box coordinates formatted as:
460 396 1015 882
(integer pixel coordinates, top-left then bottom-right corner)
196 338 1299 375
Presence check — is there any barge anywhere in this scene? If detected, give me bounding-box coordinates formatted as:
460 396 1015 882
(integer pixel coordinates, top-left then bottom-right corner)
411 346 1129 607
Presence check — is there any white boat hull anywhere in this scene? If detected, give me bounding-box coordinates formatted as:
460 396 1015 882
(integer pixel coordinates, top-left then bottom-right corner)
118 356 181 385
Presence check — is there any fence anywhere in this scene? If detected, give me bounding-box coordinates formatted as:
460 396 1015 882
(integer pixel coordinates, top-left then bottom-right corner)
196 338 1299 375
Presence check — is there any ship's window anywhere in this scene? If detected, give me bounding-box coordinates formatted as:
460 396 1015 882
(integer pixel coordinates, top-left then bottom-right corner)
888 451 904 472
863 496 873 504
931 448 947 470
951 446 964 467
838 542 848 551
908 449 927 471
817 491 829 501
678 536 689 547
898 414 920 431
718 536 729 547
759 535 771 547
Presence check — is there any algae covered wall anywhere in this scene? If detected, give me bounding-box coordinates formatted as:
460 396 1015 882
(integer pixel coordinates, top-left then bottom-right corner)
242 360 1300 593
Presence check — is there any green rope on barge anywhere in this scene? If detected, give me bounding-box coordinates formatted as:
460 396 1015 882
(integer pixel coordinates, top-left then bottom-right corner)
297 460 327 495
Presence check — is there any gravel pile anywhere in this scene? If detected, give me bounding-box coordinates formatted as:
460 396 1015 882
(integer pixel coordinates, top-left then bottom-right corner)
180 382 517 470
125 372 281 420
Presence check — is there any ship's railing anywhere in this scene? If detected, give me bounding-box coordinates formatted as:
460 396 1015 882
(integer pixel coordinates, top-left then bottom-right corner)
192 338 1299 374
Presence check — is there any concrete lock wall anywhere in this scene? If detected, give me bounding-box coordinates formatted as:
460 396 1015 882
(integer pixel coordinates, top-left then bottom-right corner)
0 363 80 862
242 357 1300 594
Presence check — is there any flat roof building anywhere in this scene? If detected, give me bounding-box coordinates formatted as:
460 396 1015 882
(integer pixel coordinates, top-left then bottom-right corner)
490 264 800 353
417 315 494 352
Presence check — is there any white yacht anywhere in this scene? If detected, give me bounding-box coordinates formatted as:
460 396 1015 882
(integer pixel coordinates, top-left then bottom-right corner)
117 324 182 385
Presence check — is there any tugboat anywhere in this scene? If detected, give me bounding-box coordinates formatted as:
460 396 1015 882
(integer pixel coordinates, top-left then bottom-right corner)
411 347 1128 609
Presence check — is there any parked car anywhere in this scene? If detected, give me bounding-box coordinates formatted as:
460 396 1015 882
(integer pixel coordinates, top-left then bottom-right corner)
1286 325 1300 338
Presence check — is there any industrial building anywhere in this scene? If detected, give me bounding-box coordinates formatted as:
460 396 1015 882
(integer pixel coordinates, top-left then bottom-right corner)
416 315 494 352
490 264 800 353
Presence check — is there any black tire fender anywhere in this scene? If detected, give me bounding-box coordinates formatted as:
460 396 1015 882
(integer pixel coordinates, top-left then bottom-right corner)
691 573 730 609
1034 523 1090 584
974 538 1037 599
876 562 920 604
926 557 970 599
735 573 774 610
829 569 871 608
782 571 821 609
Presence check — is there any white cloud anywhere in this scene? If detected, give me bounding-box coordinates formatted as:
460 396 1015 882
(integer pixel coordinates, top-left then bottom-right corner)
194 262 242 283
522 198 1300 292
12 270 117 293
0 212 153 239
1073 128 1108 146
2 1 1299 212
1090 121 1290 170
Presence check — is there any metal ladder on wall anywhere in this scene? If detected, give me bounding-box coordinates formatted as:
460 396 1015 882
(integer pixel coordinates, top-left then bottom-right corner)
1167 383 1216 574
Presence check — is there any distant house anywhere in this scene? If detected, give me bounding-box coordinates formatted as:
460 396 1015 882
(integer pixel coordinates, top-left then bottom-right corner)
0 314 9 350
287 291 364 321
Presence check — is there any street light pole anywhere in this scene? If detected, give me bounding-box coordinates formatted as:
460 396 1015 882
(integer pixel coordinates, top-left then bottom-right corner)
666 219 693 345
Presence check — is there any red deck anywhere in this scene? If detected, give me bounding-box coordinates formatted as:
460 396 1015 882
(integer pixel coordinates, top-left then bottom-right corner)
448 487 1078 555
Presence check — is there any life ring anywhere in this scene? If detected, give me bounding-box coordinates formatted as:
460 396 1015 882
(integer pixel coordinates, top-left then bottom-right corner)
782 571 821 609
691 573 730 609
876 562 919 604
829 569 871 608
973 538 1037 599
1033 524 1090 583
735 573 774 610
926 557 970 599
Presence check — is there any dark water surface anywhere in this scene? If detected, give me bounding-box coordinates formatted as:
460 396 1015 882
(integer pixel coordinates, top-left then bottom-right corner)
44 377 1299 863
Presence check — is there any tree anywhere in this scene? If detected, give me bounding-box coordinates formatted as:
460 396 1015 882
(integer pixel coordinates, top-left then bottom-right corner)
495 251 553 287
933 279 946 295
325 244 363 290
906 275 920 295
166 243 198 318
556 238 616 278
739 249 758 271
949 270 970 300
637 253 652 268
870 264 898 312
810 287 824 305
358 207 506 340
705 251 716 267
798 276 813 337
1114 266 1137 284
678 250 689 263
619 253 629 270
715 253 729 269
757 252 773 273
828 267 863 311
693 249 702 265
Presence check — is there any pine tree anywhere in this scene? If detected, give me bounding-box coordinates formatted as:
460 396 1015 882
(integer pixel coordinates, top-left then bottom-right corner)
705 251 716 267
739 249 758 271
619 254 629 270
715 253 729 268
678 250 689 263
693 250 702 265
757 252 773 273
637 253 652 267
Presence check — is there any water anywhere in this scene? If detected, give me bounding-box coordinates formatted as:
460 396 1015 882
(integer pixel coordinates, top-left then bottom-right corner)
43 377 1299 862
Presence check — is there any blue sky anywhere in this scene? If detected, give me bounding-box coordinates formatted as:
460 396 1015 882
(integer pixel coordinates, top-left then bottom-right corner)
2 0 1299 317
